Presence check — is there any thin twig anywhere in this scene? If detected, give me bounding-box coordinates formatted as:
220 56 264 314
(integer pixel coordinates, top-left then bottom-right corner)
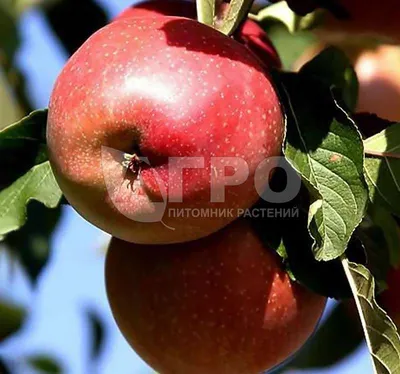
365 150 400 159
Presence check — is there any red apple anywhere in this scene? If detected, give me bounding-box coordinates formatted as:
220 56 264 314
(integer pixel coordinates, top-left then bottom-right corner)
114 0 282 69
105 218 327 374
379 268 400 327
354 45 400 122
47 17 284 244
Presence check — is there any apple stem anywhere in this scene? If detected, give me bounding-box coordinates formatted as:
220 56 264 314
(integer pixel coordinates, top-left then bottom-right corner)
214 0 254 36
365 150 400 159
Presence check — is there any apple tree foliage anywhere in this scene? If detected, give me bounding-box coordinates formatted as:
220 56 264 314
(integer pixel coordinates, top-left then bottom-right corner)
0 0 400 373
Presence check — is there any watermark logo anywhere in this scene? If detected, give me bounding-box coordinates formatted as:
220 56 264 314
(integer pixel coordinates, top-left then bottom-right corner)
101 146 301 225
167 207 300 219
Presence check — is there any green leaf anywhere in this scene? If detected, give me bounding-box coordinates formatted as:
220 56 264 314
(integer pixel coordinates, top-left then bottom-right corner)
0 1 20 59
365 204 400 269
287 301 363 369
364 124 400 218
251 1 321 33
261 22 317 70
0 161 62 238
5 202 62 285
28 355 62 374
0 109 62 281
196 0 215 26
357 212 392 292
0 67 23 128
0 298 26 343
342 259 400 374
299 46 359 111
251 168 361 299
0 109 48 190
214 0 254 36
86 309 106 361
9 0 56 13
365 157 400 218
364 123 400 155
278 72 368 261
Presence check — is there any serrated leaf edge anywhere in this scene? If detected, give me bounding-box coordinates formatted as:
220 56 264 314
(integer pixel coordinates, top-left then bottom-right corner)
0 161 61 236
283 86 367 261
342 258 400 374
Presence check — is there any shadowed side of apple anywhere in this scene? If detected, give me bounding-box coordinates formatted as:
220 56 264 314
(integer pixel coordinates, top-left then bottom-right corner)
105 218 327 374
114 0 282 69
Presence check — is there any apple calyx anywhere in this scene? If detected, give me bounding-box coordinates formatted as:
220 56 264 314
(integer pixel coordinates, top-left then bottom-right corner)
123 153 143 181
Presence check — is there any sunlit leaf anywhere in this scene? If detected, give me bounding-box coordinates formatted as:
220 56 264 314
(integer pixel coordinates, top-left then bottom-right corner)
251 1 320 33
342 259 400 374
364 123 400 154
278 72 368 261
0 109 62 238
196 0 215 26
0 161 62 238
364 124 400 218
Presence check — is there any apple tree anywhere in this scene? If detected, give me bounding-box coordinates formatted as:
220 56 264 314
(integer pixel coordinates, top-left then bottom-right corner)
1 0 400 373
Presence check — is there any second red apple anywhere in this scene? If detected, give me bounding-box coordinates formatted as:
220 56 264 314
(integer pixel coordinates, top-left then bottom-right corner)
106 219 327 374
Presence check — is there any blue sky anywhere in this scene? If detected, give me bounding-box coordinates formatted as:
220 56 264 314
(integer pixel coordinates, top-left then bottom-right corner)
0 1 373 373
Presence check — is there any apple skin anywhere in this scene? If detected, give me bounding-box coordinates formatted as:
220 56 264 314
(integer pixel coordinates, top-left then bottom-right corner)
114 0 282 69
379 268 400 327
47 17 284 244
354 45 400 122
105 218 327 374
